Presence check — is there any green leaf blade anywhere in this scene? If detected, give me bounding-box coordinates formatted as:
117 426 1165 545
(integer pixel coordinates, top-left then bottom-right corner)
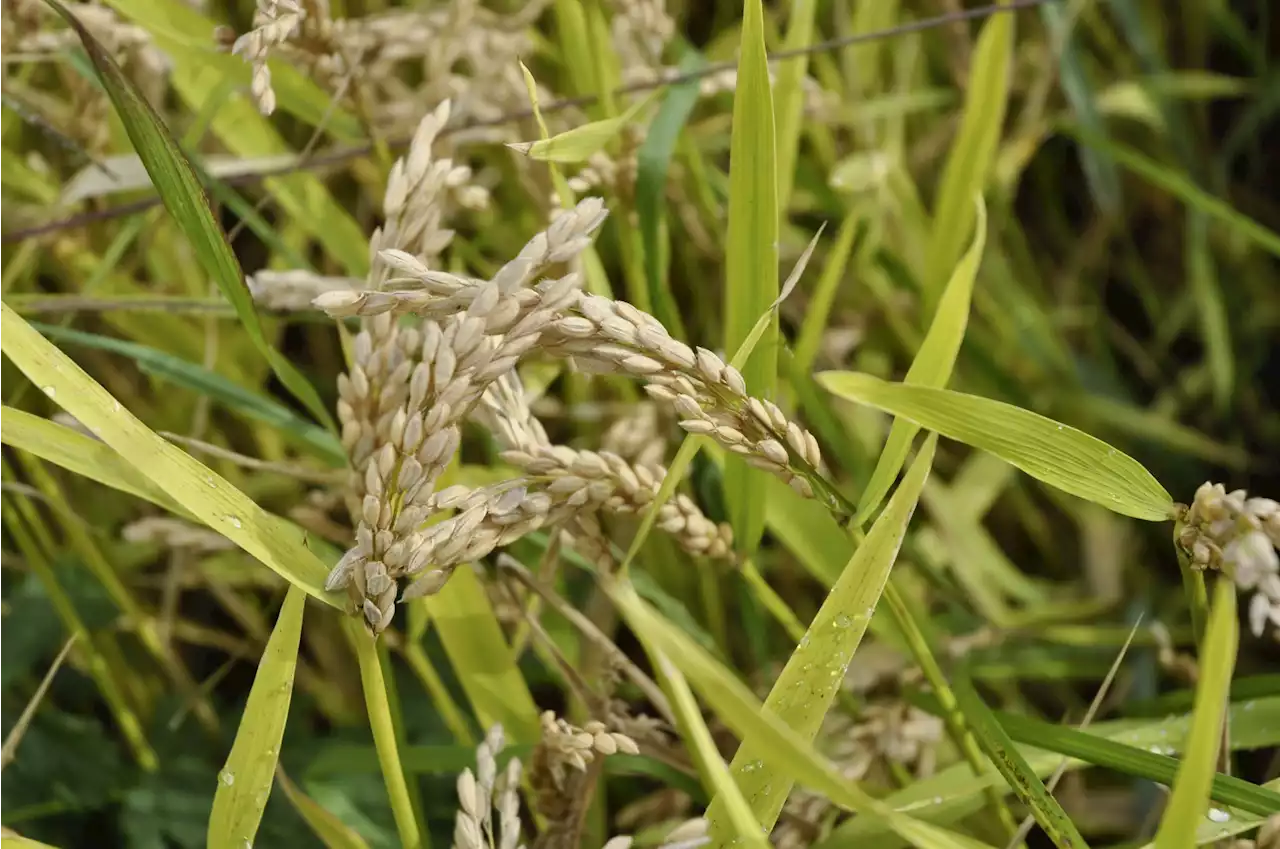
1 303 337 603
923 10 1012 307
48 0 335 431
610 581 996 849
709 436 937 837
818 373 1173 520
950 672 1090 849
209 587 306 849
722 0 780 556
1154 580 1240 849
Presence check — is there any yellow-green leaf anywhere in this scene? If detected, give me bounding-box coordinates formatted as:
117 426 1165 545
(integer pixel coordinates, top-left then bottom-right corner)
1153 579 1239 849
0 407 190 518
0 303 337 603
708 436 936 838
923 10 1011 307
775 0 819 209
609 580 995 849
723 0 780 556
818 373 1173 520
855 196 986 524
209 587 305 849
508 95 652 163
647 653 767 849
423 566 541 743
2 834 64 849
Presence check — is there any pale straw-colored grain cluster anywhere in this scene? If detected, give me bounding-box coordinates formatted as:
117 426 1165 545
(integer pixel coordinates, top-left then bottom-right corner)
452 722 704 849
1179 482 1280 639
453 725 524 849
284 96 821 635
231 0 303 115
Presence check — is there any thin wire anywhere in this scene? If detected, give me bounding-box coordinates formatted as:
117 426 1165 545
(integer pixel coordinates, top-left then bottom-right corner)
1 0 1053 245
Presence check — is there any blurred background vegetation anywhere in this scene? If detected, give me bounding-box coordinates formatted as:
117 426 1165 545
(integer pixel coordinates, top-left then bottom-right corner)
1 0 1277 847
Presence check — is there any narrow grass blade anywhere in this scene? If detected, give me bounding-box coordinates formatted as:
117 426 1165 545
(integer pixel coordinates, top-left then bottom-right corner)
1 303 337 602
817 374 1174 520
209 587 305 849
1063 126 1280 258
609 580 995 849
32 322 345 465
48 0 335 430
1153 578 1239 849
1 407 190 517
985 708 1280 817
1185 212 1233 410
276 768 372 849
722 0 779 556
949 672 1089 849
855 197 987 524
646 652 767 849
923 10 1011 307
819 698 1280 848
774 0 819 209
422 566 540 743
1042 0 1120 215
637 51 705 337
793 209 860 374
708 437 936 838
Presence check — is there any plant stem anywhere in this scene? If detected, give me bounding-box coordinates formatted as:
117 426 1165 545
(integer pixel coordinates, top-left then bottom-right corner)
348 621 423 849
881 580 1022 843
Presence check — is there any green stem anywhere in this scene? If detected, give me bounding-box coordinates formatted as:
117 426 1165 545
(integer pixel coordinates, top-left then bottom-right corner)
738 558 807 644
349 622 422 849
1174 521 1210 649
881 580 1022 843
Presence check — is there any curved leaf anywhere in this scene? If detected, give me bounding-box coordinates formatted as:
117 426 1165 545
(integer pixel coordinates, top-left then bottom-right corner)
1 303 338 604
708 437 936 838
818 373 1173 520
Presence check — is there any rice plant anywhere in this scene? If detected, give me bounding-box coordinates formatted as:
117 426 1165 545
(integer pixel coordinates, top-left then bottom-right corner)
2 2 1278 849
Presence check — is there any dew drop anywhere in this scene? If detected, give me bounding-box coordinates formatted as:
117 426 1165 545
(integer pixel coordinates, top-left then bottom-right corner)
741 760 763 774
834 613 854 629
219 770 235 787
1243 700 1256 712
41 386 56 398
932 796 943 805
224 515 242 529
113 400 121 412
1206 808 1230 823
